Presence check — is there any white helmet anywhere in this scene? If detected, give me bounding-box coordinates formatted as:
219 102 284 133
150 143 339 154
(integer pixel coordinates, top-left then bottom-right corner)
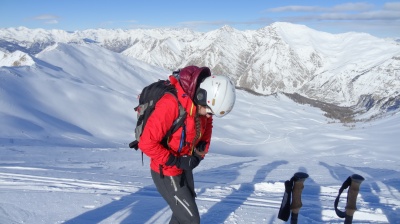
195 75 236 117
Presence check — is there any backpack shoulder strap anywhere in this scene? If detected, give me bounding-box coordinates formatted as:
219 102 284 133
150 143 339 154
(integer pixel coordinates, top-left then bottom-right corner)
161 95 187 149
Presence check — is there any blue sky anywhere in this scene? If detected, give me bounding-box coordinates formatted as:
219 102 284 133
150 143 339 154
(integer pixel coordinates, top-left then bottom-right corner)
1 0 399 38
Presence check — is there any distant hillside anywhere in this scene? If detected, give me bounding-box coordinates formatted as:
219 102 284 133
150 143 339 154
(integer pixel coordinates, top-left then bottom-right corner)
1 23 400 118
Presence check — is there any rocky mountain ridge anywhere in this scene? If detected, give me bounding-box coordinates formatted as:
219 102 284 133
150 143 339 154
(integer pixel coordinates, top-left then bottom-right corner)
1 22 399 117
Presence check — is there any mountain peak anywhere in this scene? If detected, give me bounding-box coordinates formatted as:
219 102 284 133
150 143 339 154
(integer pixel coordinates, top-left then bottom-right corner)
219 25 235 32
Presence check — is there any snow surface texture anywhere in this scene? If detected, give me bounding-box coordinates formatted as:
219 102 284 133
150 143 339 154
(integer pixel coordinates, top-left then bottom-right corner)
0 40 399 224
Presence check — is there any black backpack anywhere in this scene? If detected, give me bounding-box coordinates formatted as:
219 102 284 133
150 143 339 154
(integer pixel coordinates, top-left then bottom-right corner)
129 79 187 151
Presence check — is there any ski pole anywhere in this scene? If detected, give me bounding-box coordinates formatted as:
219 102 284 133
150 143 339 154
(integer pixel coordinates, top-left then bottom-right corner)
278 172 309 223
344 174 365 224
334 174 365 224
290 172 309 224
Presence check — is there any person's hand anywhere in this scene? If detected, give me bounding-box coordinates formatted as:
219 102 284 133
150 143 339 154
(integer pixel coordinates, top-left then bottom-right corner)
166 154 202 170
195 141 208 156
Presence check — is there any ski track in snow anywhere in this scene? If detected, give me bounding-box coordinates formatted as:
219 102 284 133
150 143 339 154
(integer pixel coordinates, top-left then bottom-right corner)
0 171 139 194
0 150 397 224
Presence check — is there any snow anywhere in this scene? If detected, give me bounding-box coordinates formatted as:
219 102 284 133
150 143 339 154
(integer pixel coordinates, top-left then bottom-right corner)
2 24 400 109
0 41 399 224
0 50 35 67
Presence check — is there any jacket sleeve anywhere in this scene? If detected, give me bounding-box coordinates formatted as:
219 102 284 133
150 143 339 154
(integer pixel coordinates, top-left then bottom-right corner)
138 94 179 164
199 116 213 155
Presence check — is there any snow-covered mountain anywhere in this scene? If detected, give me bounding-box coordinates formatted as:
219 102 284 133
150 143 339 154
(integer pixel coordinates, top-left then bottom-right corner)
1 22 399 114
0 42 168 146
0 37 399 224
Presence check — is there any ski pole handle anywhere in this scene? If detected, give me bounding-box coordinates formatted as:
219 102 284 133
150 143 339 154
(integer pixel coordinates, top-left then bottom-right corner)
290 172 309 224
291 180 305 211
344 174 365 224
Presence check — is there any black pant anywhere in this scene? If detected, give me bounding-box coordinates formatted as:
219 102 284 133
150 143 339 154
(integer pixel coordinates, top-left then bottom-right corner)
151 169 200 224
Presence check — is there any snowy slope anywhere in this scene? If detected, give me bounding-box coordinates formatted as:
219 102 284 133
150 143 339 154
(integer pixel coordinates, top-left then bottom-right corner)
0 41 399 223
0 43 168 146
0 50 35 67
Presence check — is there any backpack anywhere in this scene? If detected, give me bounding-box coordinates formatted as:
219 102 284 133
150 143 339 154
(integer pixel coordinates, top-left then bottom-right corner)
129 79 187 151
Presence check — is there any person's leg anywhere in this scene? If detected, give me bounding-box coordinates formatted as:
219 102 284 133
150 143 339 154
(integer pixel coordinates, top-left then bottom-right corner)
151 170 200 224
169 214 180 224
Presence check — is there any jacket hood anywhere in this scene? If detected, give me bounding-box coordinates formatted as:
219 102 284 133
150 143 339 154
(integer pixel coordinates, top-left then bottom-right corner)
178 66 211 100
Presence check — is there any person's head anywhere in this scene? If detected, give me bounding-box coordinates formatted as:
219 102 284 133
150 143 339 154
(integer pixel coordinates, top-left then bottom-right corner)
195 75 236 118
176 66 211 100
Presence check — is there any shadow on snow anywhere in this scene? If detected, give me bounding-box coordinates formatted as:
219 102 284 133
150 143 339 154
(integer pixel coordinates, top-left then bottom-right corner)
64 160 290 223
320 162 400 223
199 160 288 223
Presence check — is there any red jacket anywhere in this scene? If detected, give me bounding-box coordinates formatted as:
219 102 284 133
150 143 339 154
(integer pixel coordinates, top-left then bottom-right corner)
138 74 213 176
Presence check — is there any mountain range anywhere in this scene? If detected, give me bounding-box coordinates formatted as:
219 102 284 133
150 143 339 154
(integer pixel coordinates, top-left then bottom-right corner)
1 22 399 119
1 23 399 224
